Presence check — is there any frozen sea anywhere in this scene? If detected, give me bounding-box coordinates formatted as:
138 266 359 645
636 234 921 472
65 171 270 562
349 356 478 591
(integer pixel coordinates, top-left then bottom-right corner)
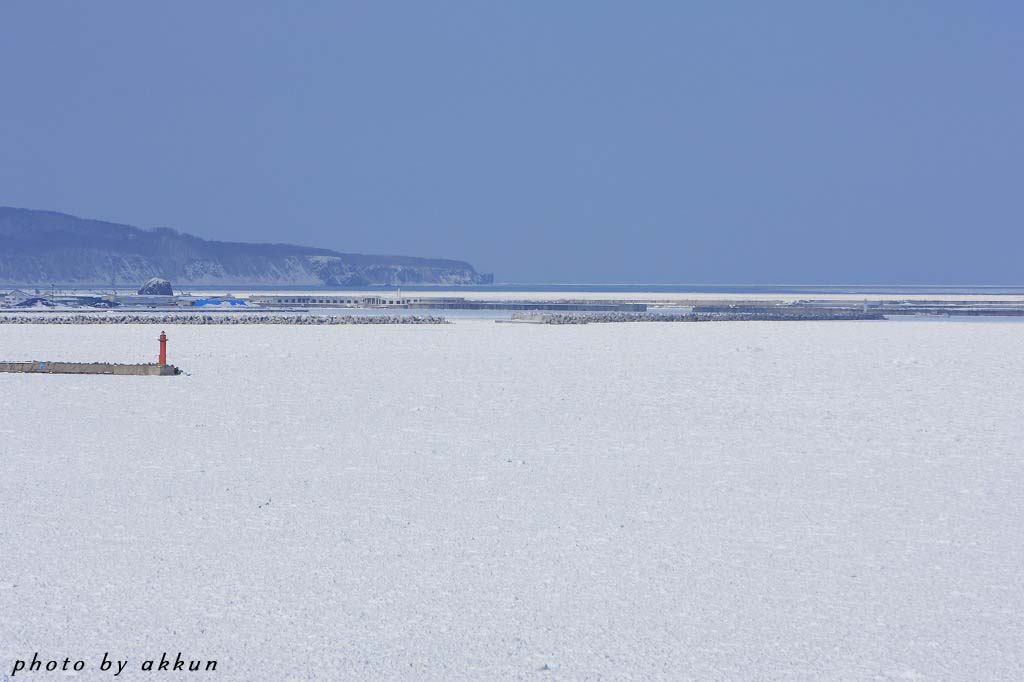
1 319 1023 680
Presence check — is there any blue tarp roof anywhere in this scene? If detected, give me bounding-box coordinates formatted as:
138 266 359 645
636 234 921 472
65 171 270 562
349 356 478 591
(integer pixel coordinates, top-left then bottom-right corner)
192 299 247 306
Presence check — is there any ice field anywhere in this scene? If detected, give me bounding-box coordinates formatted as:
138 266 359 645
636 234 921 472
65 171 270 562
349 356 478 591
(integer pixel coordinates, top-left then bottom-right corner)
2 319 1023 680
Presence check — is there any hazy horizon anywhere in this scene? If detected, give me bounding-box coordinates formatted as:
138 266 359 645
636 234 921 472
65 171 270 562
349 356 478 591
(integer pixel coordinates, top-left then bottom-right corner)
2 2 1022 284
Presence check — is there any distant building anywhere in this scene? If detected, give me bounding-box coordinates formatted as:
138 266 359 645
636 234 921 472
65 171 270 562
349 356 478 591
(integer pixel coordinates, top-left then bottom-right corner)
2 290 33 306
117 295 177 307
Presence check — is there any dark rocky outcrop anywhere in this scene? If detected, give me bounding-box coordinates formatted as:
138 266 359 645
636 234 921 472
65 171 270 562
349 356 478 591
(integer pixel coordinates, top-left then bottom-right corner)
138 277 173 295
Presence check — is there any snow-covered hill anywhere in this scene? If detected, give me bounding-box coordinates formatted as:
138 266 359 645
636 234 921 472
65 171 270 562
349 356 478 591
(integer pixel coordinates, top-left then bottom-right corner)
0 207 492 287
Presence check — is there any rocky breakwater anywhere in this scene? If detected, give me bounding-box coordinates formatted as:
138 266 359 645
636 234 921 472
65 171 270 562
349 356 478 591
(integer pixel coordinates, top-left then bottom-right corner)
0 313 448 325
511 310 886 324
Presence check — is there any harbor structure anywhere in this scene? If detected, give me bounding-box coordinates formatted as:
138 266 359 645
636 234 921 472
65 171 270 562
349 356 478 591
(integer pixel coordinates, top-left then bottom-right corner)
249 294 464 307
0 331 181 376
158 331 168 365
248 294 648 312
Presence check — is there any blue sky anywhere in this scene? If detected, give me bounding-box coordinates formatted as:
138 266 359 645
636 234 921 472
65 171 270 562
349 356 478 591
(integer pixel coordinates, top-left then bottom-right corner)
1 2 1021 283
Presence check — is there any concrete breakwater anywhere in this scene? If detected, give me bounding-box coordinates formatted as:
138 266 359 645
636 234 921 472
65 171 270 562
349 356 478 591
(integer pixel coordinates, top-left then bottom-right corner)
408 301 648 312
0 313 448 325
250 294 647 312
695 303 1024 316
511 310 886 324
0 361 181 376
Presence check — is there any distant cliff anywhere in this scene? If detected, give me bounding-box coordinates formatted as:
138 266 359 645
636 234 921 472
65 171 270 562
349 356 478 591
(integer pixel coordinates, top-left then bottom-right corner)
0 207 493 287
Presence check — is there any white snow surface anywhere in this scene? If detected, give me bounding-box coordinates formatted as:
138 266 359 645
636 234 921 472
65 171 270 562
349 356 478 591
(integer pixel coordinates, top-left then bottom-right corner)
1 320 1023 680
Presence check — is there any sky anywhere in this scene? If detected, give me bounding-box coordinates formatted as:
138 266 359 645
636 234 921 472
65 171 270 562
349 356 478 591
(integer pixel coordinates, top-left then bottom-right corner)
1 2 1021 284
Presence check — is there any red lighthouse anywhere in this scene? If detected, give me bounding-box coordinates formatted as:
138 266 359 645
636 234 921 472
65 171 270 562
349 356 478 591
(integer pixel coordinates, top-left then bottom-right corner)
158 331 168 365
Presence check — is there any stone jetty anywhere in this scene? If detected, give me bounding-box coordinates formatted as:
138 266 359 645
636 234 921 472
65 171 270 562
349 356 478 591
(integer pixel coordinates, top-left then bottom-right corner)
0 361 181 376
510 310 885 324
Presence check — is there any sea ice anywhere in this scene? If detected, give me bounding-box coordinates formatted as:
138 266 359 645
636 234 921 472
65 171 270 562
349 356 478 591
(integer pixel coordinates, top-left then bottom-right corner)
1 319 1022 680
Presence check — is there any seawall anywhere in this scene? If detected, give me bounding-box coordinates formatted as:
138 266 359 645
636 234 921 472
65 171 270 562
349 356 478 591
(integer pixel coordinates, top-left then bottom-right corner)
0 313 448 325
511 311 886 324
0 361 181 376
